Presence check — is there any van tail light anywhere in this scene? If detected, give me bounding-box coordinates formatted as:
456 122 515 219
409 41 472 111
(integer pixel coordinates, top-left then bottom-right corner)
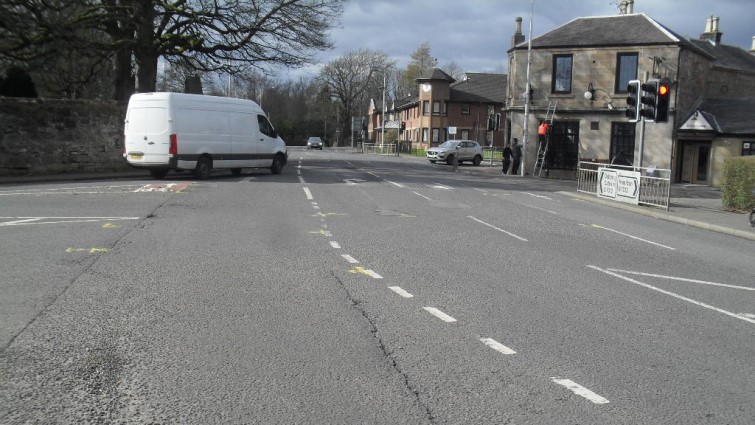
169 134 177 155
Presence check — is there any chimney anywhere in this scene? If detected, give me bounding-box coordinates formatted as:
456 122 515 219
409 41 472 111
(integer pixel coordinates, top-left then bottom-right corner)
700 15 723 44
512 17 525 47
618 0 634 14
627 0 634 14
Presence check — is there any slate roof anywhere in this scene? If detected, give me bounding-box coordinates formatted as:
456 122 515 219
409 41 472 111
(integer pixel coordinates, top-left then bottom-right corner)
682 98 755 134
418 68 455 82
511 13 681 50
450 73 506 104
685 39 755 73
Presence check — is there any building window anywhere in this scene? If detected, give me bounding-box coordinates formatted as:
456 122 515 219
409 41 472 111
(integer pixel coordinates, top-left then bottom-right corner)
423 101 429 115
432 128 440 143
552 54 573 93
615 53 638 93
432 101 440 116
444 101 448 116
422 128 429 143
461 104 470 115
461 129 470 139
610 122 636 164
743 141 755 156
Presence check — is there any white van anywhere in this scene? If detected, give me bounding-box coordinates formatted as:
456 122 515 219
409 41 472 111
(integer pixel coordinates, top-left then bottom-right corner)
123 92 288 179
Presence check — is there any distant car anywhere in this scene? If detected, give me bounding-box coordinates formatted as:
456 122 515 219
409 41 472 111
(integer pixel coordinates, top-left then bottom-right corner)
307 137 323 150
427 140 484 165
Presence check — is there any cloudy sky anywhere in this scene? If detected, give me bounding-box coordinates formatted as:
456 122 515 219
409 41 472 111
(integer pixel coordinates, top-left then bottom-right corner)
281 0 754 80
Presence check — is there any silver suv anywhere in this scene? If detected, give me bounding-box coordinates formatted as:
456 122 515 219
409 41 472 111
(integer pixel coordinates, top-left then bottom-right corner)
427 140 484 165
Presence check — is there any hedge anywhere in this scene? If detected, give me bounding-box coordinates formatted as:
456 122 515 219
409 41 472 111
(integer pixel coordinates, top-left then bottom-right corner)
721 156 755 211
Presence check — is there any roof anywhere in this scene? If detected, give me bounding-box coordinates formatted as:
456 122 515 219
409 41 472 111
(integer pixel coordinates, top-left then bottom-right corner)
685 39 755 74
682 98 755 134
511 13 681 50
417 68 455 83
449 73 506 104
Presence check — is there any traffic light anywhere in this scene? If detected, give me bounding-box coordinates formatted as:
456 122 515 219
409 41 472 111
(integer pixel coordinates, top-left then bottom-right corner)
400 121 406 132
640 78 660 122
654 78 671 122
625 79 641 122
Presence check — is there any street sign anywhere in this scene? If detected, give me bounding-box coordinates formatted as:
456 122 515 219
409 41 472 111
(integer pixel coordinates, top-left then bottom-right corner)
597 167 640 205
384 120 400 129
448 126 457 135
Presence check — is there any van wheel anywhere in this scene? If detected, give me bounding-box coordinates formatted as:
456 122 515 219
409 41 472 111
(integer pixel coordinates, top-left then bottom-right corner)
270 154 284 174
473 155 482 166
230 168 242 176
150 169 168 179
194 156 212 179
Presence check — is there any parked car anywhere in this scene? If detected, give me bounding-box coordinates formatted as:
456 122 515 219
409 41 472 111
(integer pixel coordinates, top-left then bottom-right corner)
307 137 323 150
426 140 484 165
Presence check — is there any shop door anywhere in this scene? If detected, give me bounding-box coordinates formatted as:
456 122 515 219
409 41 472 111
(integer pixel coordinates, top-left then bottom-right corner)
680 141 711 184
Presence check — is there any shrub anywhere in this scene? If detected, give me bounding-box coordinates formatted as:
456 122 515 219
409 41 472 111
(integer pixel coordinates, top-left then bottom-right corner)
721 156 755 211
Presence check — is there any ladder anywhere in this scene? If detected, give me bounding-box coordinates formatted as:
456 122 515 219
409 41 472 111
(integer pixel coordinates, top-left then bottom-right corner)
533 101 557 176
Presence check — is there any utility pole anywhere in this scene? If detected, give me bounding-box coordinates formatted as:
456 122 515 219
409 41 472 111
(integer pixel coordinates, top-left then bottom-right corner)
521 0 534 177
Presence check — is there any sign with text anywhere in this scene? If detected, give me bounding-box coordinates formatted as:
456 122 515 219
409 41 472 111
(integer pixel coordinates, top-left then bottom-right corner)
597 167 640 205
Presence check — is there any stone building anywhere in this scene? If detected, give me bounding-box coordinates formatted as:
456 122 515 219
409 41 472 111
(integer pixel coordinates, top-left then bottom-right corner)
506 8 755 186
367 69 506 150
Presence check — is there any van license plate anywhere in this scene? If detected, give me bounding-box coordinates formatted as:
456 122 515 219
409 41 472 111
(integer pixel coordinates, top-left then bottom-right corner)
129 152 144 159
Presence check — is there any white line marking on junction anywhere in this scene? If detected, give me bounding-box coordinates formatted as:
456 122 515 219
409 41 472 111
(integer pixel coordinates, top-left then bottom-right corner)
367 171 380 178
524 192 552 200
0 217 140 227
431 183 452 190
412 191 432 201
298 176 306 184
387 180 405 188
389 286 414 298
588 265 755 325
423 307 457 323
740 313 755 319
329 241 341 249
591 224 675 250
302 187 313 200
467 216 528 242
522 203 559 215
480 337 516 355
551 378 609 404
473 188 488 194
607 269 755 291
342 254 359 264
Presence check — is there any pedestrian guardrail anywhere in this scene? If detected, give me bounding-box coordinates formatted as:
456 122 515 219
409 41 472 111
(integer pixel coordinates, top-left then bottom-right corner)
577 161 671 210
360 143 397 155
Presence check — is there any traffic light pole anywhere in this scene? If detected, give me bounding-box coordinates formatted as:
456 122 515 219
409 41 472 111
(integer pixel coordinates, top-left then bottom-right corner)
638 116 646 169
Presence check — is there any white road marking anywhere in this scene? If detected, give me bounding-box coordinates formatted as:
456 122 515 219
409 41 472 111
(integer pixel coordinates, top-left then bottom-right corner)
313 205 320 210
480 337 516 355
588 265 755 325
0 217 140 227
389 286 414 298
329 241 341 249
412 191 432 201
740 313 755 319
551 378 609 405
607 269 755 291
298 176 306 184
423 307 457 323
467 216 528 242
591 224 675 250
341 254 359 264
367 171 380 178
522 203 559 215
386 180 405 188
431 183 452 190
524 192 552 200
473 188 488 194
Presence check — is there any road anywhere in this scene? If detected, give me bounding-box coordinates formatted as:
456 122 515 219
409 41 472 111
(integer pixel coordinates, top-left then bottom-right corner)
1 149 754 424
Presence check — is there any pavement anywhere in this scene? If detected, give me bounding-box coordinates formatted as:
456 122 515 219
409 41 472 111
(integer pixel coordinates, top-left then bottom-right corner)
1 159 753 241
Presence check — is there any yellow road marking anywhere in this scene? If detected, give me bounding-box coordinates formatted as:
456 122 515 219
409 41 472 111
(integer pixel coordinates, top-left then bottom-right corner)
102 223 120 228
309 229 333 236
348 266 382 279
66 248 111 253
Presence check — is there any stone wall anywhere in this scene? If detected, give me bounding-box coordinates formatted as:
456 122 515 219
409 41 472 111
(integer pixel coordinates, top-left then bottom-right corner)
0 97 129 176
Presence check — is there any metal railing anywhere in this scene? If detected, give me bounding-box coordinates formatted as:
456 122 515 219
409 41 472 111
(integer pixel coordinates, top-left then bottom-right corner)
360 143 397 155
577 161 671 210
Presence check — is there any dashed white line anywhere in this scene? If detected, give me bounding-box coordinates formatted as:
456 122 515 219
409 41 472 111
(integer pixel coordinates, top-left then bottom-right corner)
302 187 313 200
522 203 559 215
387 180 405 188
480 337 516 355
467 216 528 242
423 307 457 323
524 192 552 200
607 269 755 291
298 176 306 184
588 265 755 325
329 241 341 249
431 183 452 190
341 254 359 264
412 191 432 201
551 378 609 405
389 286 414 298
591 224 675 250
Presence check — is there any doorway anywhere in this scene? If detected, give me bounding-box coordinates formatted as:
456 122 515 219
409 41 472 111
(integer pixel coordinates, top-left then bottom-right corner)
680 141 711 184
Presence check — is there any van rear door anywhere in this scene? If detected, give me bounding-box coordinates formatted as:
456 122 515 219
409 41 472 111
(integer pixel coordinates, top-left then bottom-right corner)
125 102 170 165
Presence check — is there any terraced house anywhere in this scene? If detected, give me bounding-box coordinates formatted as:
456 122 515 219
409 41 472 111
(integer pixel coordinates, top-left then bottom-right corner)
506 6 755 186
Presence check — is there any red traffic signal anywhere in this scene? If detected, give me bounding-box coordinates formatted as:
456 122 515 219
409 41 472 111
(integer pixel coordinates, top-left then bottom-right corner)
655 78 671 122
400 121 406 132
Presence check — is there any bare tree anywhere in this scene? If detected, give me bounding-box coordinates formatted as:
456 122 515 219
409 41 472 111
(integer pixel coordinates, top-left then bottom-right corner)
318 49 395 145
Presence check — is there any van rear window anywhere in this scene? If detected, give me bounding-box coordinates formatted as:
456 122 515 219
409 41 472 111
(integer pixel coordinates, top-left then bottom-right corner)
127 107 168 134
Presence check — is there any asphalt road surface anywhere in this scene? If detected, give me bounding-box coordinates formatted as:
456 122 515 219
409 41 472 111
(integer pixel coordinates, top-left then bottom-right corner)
2 149 754 424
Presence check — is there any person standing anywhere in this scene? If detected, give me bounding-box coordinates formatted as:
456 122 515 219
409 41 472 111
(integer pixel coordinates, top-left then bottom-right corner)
511 138 522 175
502 142 512 174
